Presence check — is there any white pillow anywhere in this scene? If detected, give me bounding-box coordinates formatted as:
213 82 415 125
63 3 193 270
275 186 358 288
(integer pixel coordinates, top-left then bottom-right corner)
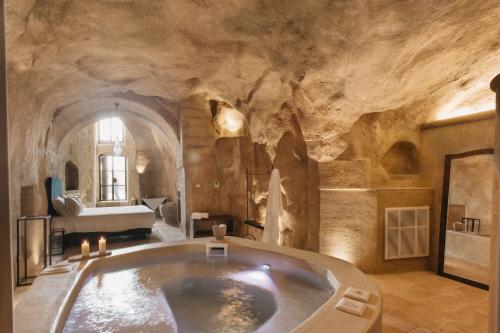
65 196 83 216
52 196 69 216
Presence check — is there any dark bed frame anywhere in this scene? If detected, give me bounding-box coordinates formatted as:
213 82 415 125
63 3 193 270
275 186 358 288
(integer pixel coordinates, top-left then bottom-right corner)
45 176 152 249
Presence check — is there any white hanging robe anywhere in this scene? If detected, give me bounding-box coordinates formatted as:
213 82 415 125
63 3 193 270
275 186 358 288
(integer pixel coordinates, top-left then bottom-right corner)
262 169 283 245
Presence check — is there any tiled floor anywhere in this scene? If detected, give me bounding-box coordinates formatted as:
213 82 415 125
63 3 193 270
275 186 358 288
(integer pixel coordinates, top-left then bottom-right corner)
369 271 489 333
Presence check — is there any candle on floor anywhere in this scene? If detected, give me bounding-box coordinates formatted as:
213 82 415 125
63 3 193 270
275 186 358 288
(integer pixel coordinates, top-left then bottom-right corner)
98 237 106 256
81 240 90 258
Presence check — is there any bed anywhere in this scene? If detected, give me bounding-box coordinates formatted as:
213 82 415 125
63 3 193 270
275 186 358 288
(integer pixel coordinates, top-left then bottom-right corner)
46 176 155 246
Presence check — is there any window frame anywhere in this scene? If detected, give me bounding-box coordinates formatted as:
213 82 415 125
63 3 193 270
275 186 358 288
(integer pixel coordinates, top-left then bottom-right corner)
99 154 128 202
97 117 125 144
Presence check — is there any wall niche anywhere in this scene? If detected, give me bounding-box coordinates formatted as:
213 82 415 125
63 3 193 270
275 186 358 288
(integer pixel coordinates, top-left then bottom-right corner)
65 161 79 191
381 141 419 175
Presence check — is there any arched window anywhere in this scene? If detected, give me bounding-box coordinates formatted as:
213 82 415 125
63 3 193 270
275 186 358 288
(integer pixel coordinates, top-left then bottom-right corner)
65 161 79 191
99 155 127 201
98 117 124 143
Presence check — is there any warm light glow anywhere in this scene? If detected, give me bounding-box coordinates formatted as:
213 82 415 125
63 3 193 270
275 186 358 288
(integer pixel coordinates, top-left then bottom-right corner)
81 240 90 258
99 237 106 256
228 270 277 292
435 86 495 120
136 152 149 174
219 107 244 133
436 103 495 120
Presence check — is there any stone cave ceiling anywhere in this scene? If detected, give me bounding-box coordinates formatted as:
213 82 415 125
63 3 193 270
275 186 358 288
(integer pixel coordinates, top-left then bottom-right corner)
6 0 500 161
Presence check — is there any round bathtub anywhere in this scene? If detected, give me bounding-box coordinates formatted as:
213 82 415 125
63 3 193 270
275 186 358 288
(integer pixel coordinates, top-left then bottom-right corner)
14 237 382 333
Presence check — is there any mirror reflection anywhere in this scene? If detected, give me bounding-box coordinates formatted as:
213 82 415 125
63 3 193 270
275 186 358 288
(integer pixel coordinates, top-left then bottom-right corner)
444 153 495 286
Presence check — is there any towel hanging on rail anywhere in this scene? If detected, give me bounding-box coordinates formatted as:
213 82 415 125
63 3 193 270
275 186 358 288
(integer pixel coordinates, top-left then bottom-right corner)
262 168 283 245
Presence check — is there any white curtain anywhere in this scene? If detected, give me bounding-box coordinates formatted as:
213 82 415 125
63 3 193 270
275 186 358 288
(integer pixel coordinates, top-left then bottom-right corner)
262 169 283 245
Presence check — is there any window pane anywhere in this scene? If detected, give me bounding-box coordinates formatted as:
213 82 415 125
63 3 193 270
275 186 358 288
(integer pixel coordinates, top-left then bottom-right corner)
401 228 416 256
416 227 428 255
101 171 113 186
113 156 126 171
114 172 126 185
387 210 399 228
99 154 128 202
100 155 112 171
111 117 124 142
98 118 112 142
387 229 399 258
101 186 113 201
401 210 415 227
417 209 427 226
114 186 126 201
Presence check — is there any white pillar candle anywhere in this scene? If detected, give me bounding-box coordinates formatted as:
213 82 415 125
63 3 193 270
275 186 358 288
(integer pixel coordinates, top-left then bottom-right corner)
81 240 90 258
98 237 106 256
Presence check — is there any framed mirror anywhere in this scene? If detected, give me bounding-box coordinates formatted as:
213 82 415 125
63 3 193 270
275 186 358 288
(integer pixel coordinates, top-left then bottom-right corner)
438 148 495 290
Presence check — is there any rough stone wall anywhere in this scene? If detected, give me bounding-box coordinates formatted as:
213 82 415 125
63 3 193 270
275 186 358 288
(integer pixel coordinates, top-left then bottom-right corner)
5 0 500 284
181 93 319 250
127 118 178 202
180 94 230 234
320 189 378 272
54 124 96 206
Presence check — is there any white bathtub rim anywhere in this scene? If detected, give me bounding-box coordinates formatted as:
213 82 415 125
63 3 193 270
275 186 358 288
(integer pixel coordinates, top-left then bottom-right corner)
16 237 382 333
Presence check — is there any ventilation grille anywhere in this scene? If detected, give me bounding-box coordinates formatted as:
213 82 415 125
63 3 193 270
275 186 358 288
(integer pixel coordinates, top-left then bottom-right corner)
385 206 429 260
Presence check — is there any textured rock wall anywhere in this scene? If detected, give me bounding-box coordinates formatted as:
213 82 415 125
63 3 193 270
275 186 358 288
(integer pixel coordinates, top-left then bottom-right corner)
53 124 96 206
181 93 319 250
320 189 378 272
6 0 500 280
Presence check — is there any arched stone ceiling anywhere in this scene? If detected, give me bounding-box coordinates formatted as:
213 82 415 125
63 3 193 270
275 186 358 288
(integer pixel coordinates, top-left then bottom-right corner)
50 96 181 164
6 0 500 161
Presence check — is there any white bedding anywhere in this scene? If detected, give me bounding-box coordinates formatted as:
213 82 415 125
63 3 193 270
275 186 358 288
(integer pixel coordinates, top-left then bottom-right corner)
53 205 155 234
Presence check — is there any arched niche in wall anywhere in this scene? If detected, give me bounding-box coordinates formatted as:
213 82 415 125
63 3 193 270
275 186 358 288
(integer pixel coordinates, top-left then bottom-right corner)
65 161 79 191
380 141 419 175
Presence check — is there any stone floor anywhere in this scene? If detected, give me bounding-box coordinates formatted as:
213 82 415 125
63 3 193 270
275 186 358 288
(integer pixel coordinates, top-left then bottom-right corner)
369 271 489 333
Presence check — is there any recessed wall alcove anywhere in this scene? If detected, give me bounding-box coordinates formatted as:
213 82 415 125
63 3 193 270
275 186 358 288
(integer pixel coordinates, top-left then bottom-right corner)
64 161 79 191
380 141 419 175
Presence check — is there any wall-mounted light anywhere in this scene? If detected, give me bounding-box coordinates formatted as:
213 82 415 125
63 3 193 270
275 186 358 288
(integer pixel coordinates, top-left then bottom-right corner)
135 152 149 174
220 106 245 133
210 99 247 137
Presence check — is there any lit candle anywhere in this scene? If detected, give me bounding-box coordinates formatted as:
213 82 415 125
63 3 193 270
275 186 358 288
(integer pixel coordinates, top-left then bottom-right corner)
81 240 90 258
98 237 106 256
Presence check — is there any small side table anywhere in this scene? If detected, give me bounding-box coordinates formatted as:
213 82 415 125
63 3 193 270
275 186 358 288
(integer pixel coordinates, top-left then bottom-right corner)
191 215 235 238
16 215 52 286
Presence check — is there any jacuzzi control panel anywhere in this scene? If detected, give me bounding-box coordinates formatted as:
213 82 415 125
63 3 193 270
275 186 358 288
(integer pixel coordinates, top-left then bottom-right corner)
344 287 372 303
206 243 228 256
336 297 367 317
